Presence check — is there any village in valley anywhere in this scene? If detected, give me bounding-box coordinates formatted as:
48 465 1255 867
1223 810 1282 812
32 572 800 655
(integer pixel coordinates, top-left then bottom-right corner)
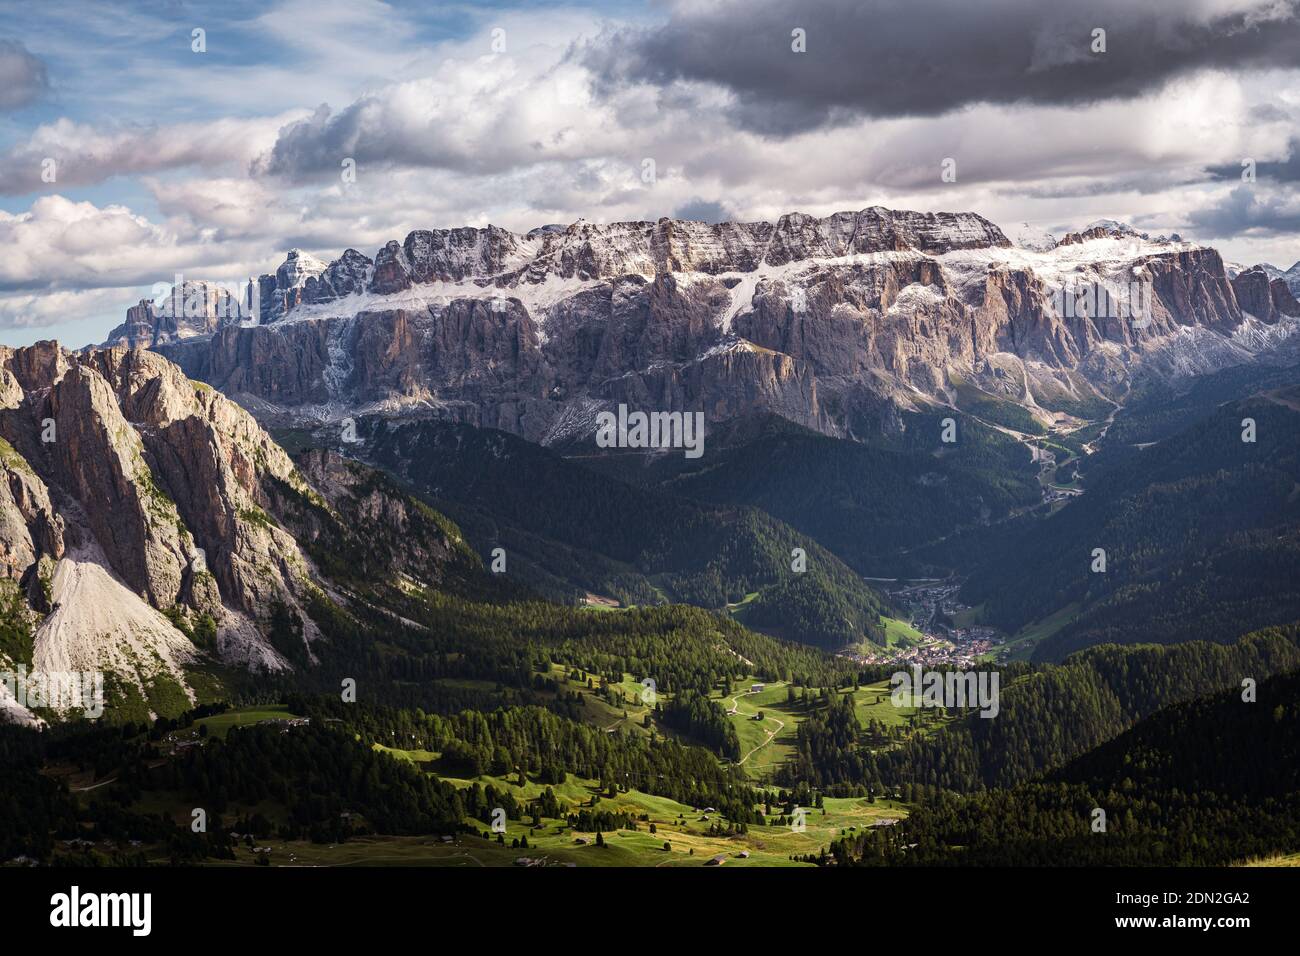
848 578 1003 668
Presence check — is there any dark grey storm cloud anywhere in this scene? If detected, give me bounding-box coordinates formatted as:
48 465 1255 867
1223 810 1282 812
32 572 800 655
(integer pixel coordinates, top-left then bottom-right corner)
0 39 48 111
1208 138 1300 183
588 0 1300 134
254 99 523 181
671 198 733 223
1187 185 1300 237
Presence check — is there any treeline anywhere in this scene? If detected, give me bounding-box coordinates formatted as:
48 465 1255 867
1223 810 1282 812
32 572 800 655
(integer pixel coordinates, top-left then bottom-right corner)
659 690 741 760
1 680 774 862
290 695 765 821
745 572 887 647
0 724 80 860
0 718 464 860
141 723 464 838
288 576 861 718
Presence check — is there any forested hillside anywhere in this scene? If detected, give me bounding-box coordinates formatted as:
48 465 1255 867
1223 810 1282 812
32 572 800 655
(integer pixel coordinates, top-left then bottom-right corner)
783 624 1300 792
959 390 1300 660
346 416 892 649
827 669 1300 866
575 411 1041 577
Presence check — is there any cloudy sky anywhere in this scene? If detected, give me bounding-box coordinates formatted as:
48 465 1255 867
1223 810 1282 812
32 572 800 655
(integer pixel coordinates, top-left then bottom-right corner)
2 0 1299 346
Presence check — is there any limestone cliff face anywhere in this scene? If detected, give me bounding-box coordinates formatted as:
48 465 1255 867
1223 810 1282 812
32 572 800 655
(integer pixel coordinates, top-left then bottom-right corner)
0 343 330 686
0 343 495 724
1231 266 1300 324
102 281 251 349
166 318 334 406
41 362 200 611
100 206 1295 443
83 348 312 626
0 441 63 596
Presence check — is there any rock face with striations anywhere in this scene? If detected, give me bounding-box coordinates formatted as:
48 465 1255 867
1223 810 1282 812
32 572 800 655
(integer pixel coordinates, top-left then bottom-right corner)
0 343 494 725
1231 266 1300 324
103 280 252 349
0 342 331 688
105 206 1299 443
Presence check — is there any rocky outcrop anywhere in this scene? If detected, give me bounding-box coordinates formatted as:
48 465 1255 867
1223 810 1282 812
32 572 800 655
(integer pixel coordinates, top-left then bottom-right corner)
1231 266 1300 324
102 280 251 349
0 343 499 723
0 440 63 591
102 300 158 350
163 318 334 407
83 348 312 621
40 362 201 610
258 249 329 322
0 343 331 691
296 248 373 312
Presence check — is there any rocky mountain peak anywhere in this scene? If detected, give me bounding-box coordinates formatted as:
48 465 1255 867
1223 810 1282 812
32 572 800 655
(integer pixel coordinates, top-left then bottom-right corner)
1230 265 1300 324
276 249 328 288
0 343 325 717
102 280 249 349
1061 220 1182 247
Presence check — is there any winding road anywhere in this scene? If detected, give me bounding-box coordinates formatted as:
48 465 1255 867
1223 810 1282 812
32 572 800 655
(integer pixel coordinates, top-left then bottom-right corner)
723 689 786 766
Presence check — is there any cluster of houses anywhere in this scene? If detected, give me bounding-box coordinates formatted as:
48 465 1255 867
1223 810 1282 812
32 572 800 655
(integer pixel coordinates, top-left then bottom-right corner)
843 577 1011 667
942 625 999 661
258 717 311 732
162 716 310 755
164 731 203 756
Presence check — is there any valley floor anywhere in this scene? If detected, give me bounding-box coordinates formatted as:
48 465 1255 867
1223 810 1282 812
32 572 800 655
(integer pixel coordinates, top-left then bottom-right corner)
199 789 908 868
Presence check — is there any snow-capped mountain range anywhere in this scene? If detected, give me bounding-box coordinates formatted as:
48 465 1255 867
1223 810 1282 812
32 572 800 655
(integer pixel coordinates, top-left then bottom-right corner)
102 206 1300 443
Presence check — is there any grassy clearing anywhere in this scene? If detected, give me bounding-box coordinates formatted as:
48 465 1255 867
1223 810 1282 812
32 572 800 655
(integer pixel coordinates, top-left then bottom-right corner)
881 616 924 647
374 742 439 763
481 786 910 868
213 768 910 868
950 604 984 628
852 679 919 729
540 664 657 736
713 676 957 781
185 705 304 739
1000 602 1081 660
717 680 798 775
61 696 917 868
155 680 923 868
1242 852 1300 867
724 591 761 625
